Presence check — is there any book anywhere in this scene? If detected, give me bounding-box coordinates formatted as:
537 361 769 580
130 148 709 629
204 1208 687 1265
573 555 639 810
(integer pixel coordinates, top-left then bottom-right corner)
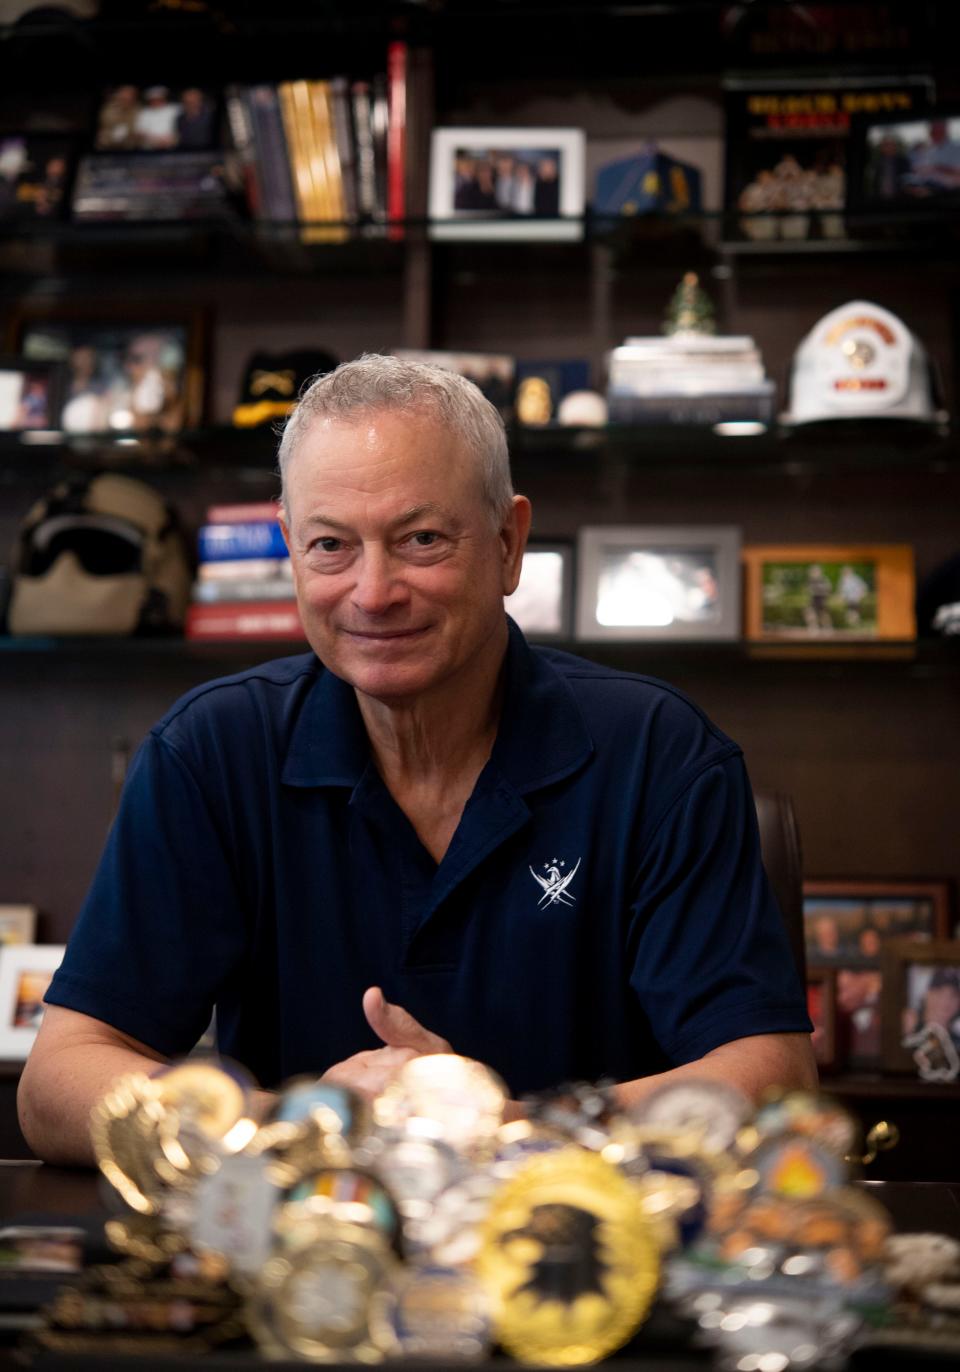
308 79 347 243
224 84 262 217
330 75 358 223
192 579 297 603
72 151 229 221
205 500 281 524
198 557 292 582
185 600 305 640
386 39 407 239
351 80 378 224
198 522 288 562
248 85 298 225
607 387 775 425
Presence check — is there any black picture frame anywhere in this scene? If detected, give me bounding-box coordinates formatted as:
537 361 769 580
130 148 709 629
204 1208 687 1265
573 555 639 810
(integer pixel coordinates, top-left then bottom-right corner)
507 540 574 642
847 108 960 224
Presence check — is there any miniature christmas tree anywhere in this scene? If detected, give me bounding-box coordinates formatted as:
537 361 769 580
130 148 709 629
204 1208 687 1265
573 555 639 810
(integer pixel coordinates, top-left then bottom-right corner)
663 271 716 336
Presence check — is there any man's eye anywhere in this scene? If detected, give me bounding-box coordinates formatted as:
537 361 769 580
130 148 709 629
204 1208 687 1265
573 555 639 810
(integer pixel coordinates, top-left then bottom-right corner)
409 531 440 547
315 537 343 553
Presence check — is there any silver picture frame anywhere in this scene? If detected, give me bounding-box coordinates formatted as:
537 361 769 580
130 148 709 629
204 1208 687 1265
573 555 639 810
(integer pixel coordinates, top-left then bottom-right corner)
575 525 742 641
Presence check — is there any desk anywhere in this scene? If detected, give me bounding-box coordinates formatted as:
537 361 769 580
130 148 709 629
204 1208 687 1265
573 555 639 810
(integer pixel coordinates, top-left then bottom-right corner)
0 1166 958 1370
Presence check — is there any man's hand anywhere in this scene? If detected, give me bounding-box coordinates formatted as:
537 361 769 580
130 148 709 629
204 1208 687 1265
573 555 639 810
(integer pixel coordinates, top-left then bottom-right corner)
319 987 452 1100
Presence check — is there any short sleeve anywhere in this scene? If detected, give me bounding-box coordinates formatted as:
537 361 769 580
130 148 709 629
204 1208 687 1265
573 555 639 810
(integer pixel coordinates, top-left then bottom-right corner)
45 731 249 1056
627 754 812 1064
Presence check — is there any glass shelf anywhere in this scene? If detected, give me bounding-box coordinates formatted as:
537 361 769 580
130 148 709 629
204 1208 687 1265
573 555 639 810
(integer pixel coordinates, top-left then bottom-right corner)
0 420 954 482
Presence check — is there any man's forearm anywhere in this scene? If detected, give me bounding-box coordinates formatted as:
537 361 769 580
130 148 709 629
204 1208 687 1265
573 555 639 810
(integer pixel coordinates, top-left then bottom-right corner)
18 1040 168 1167
612 1032 818 1115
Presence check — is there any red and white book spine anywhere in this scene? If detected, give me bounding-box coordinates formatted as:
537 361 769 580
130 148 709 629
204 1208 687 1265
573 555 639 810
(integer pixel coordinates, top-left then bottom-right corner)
185 601 306 641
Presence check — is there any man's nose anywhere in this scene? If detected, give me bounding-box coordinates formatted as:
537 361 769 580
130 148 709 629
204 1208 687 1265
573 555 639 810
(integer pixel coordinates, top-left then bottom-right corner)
351 548 407 615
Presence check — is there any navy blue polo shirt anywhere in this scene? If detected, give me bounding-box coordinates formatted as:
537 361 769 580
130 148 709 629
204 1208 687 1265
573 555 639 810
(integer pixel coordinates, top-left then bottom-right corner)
46 620 810 1095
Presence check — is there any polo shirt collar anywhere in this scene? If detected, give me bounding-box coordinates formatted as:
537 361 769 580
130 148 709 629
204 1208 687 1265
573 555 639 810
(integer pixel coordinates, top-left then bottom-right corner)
281 617 593 794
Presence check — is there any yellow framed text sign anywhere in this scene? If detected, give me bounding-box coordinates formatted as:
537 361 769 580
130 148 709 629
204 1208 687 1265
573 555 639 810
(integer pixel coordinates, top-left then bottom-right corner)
742 543 915 645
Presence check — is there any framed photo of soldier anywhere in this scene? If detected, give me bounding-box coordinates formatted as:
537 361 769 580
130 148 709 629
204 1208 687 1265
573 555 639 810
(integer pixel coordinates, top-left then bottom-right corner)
576 525 741 641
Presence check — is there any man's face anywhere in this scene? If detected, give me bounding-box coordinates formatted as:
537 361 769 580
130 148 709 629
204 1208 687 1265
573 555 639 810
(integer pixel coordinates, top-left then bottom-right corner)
926 982 960 1027
281 407 528 703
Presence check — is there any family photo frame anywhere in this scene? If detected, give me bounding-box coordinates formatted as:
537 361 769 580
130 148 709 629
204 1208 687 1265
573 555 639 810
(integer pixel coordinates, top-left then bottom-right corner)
11 303 205 437
429 127 586 241
742 543 916 644
576 525 741 641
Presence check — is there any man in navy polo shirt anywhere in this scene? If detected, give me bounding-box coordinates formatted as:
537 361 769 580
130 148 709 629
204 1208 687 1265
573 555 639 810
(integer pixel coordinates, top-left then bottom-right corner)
20 355 815 1165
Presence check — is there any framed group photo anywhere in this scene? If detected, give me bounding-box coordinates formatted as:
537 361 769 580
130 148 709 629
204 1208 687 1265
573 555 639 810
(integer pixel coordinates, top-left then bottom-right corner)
805 878 953 1073
0 357 64 432
429 127 586 241
576 525 741 641
847 109 960 220
12 305 205 436
742 543 915 644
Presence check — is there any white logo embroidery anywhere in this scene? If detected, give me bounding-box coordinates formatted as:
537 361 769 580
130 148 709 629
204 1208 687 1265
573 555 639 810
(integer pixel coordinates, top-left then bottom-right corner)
529 856 581 908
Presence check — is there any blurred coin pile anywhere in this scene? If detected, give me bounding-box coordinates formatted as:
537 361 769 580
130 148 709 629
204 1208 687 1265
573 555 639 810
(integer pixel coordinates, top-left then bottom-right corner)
34 1056 917 1366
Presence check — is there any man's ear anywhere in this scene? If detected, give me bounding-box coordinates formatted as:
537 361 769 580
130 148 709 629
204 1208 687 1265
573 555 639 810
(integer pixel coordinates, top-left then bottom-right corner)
501 495 532 596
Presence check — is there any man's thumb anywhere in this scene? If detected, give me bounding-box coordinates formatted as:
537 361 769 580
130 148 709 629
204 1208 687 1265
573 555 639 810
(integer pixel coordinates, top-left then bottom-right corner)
363 986 449 1052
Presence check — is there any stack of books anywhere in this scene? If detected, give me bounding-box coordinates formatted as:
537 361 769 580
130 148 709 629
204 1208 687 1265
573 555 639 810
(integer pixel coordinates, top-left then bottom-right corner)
185 501 306 641
226 41 409 242
606 335 776 425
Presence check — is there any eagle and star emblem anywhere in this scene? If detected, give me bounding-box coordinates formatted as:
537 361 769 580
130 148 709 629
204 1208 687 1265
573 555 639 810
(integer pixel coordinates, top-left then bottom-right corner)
529 857 581 908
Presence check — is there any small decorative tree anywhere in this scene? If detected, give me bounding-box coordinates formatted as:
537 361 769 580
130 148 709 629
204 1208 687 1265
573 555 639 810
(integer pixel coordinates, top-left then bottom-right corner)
663 271 716 336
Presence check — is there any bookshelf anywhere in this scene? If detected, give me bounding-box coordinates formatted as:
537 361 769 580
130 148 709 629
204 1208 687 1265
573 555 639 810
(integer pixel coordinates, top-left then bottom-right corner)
0 1 958 1162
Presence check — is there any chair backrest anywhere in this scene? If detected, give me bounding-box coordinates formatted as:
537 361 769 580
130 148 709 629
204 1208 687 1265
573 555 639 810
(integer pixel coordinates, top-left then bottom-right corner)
754 790 806 984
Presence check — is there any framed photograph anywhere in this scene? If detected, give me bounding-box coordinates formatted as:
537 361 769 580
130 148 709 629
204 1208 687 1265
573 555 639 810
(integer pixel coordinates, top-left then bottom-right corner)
0 945 65 1059
429 127 586 241
806 967 837 1071
13 305 205 435
0 357 64 432
393 349 515 421
835 965 884 1070
94 85 219 153
0 906 37 946
847 110 960 218
576 525 741 641
742 544 915 643
881 939 960 1076
0 133 73 220
507 541 573 641
804 879 952 967
722 76 932 245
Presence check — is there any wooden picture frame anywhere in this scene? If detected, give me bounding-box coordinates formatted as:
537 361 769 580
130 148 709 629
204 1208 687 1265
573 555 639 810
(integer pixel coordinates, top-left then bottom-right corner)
803 878 953 966
429 126 586 241
0 945 65 1060
507 540 574 641
576 525 741 641
881 938 960 1076
806 966 837 1072
10 302 206 436
742 544 915 643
